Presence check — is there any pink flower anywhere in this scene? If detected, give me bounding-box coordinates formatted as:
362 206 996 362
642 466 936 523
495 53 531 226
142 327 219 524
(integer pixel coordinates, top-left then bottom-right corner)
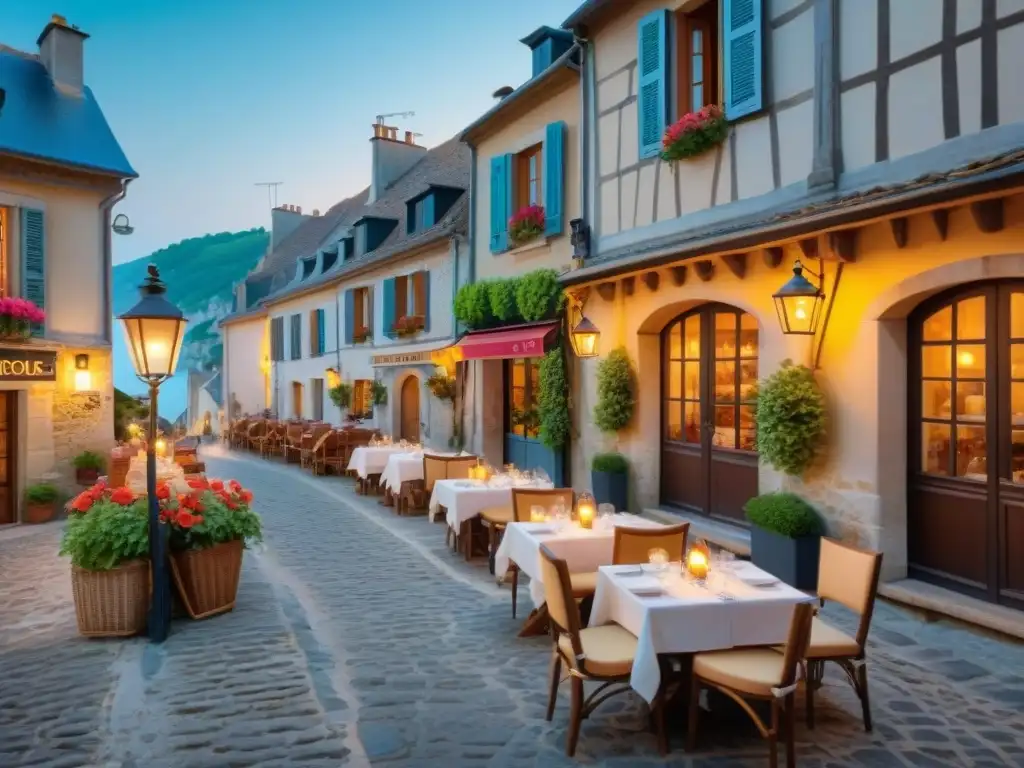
508 204 545 230
0 297 44 323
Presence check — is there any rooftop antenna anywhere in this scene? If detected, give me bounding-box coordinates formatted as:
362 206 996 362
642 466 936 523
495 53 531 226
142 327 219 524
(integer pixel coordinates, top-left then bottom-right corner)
254 182 283 209
374 111 415 125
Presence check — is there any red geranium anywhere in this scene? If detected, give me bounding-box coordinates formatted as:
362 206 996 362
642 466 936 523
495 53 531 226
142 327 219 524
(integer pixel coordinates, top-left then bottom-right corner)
508 204 546 246
110 487 135 506
71 491 94 513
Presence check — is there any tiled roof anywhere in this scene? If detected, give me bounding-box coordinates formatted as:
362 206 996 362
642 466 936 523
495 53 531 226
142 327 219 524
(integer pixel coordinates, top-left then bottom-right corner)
0 46 136 177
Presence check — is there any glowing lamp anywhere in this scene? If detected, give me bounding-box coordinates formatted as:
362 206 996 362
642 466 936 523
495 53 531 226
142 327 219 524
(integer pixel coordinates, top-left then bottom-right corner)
117 265 187 383
773 260 824 336
72 353 91 391
575 491 596 530
687 540 711 579
570 316 601 358
155 438 167 457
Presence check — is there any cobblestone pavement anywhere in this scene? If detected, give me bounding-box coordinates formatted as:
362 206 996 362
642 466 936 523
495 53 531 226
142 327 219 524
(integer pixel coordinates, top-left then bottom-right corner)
2 447 1024 767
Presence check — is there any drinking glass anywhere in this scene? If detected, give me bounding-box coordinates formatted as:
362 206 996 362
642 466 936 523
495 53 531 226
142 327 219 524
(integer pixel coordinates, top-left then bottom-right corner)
530 504 547 523
551 503 570 531
646 547 669 580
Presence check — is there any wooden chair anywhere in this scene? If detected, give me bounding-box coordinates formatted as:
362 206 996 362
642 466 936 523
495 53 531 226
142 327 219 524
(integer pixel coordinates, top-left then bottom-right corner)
687 601 814 768
401 454 450 517
257 420 282 458
246 419 266 452
803 538 884 732
508 488 575 618
230 418 249 449
539 545 664 757
311 430 341 475
301 424 332 470
612 523 690 565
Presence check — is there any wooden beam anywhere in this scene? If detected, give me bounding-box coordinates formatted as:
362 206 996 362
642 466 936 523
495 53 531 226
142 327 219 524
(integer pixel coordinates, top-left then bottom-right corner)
970 198 1004 233
642 271 660 292
798 238 819 260
596 282 616 302
669 265 687 286
828 229 858 262
889 217 909 248
721 253 748 279
693 260 714 282
930 209 949 241
622 276 635 297
763 247 784 268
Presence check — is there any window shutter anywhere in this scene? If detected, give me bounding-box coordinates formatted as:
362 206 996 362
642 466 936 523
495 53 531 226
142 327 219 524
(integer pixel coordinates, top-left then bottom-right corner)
724 0 764 120
422 194 435 229
367 286 374 335
309 311 318 356
317 308 326 355
344 290 355 345
20 208 45 336
543 121 566 237
489 155 511 253
637 9 669 159
421 271 431 333
382 278 396 338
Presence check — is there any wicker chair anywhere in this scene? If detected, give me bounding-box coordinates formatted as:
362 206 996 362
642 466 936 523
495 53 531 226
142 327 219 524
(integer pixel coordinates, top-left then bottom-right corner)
256 420 282 459
246 419 267 452
312 430 343 475
281 422 305 463
230 419 250 449
301 424 332 470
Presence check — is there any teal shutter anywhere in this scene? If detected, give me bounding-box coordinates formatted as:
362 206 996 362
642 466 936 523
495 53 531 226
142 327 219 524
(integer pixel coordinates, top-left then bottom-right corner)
20 208 45 336
382 278 396 338
724 0 764 120
543 121 566 237
637 9 669 159
344 290 354 344
422 194 435 229
422 271 431 333
489 155 512 253
317 308 326 354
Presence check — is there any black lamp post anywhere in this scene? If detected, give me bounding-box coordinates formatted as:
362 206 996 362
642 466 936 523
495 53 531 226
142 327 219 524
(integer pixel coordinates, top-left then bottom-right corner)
117 265 187 643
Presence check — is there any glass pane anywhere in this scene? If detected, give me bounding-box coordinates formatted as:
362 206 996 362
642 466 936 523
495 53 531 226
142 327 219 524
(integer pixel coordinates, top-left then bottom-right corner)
669 323 682 359
922 345 951 378
956 296 986 340
1012 430 1024 484
739 314 758 357
1013 382 1024 421
684 362 700 400
739 360 758 391
1011 343 1024 380
529 181 539 205
684 402 701 444
922 381 952 420
692 85 703 109
956 425 986 479
684 314 701 359
512 361 525 387
1012 293 1024 339
666 400 682 440
692 29 702 51
511 387 525 410
713 405 736 448
715 361 736 403
955 381 986 419
669 361 682 399
692 54 703 81
715 313 737 358
955 345 986 378
922 423 950 475
923 306 952 341
739 405 756 451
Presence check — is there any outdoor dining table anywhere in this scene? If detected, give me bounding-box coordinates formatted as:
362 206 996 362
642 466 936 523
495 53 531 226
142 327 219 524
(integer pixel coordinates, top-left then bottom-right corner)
589 561 814 703
380 450 463 493
427 477 553 529
347 445 410 479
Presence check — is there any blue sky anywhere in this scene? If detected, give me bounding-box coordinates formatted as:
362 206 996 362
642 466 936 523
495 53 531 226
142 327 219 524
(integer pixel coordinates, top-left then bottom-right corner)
5 0 582 265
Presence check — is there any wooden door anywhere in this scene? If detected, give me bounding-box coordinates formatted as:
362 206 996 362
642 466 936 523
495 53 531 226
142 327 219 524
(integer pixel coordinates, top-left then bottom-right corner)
400 376 420 442
292 382 303 419
0 392 15 525
909 281 1024 609
661 304 759 522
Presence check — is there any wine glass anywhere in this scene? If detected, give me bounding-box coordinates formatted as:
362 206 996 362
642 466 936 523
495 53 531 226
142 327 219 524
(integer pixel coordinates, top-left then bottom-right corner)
529 504 547 523
646 548 670 581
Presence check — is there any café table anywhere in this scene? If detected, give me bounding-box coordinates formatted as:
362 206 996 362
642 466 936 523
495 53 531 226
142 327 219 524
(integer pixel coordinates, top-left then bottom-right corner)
589 561 814 703
428 477 553 529
380 450 463 494
347 445 410 480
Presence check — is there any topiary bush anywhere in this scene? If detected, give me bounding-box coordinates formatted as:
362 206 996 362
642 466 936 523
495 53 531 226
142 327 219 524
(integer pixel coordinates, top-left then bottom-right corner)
515 269 564 322
488 278 520 324
591 452 628 474
538 349 569 450
744 492 823 538
593 347 636 433
454 282 494 329
755 360 826 475
328 382 352 409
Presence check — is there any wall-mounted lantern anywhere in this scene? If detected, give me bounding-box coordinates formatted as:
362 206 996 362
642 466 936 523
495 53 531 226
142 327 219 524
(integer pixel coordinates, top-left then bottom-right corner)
772 259 825 336
73 353 91 391
567 289 601 359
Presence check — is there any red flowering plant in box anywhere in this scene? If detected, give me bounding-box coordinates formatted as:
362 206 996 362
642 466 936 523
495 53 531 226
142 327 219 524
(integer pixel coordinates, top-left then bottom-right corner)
508 204 546 247
391 315 425 337
0 297 45 339
660 104 728 163
164 477 262 553
60 482 150 571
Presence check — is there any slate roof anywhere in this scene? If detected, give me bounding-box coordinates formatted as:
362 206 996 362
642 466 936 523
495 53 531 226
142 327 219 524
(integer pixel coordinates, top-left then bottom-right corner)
0 45 136 177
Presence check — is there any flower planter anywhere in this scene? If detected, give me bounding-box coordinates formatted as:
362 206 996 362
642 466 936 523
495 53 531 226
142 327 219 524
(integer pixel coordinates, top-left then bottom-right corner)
170 539 243 619
591 470 628 513
76 468 101 486
70 558 149 637
750 524 820 590
24 502 56 524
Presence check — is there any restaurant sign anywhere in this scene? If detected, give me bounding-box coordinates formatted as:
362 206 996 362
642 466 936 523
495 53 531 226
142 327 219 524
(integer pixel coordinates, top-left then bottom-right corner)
0 349 57 381
372 348 454 367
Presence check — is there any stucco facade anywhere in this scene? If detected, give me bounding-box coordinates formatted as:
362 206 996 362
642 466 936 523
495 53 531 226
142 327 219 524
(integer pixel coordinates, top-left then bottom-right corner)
222 314 270 419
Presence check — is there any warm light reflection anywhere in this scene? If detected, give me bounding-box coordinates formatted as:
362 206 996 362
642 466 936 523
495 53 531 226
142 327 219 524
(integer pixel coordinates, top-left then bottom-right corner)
155 438 167 457
958 350 976 367
575 492 596 530
73 370 91 391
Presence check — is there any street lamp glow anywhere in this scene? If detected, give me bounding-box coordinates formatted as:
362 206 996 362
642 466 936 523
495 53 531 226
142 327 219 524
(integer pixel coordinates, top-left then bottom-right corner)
773 259 824 336
570 316 601 358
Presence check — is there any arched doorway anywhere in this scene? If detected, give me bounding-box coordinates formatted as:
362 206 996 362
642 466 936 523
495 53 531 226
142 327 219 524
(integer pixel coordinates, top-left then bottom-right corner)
909 280 1024 609
661 303 759 522
399 376 420 442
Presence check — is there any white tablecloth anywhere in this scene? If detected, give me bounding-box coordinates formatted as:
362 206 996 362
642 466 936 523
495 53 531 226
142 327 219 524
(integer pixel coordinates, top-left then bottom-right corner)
380 451 463 492
495 516 664 607
347 446 408 478
427 479 552 528
590 562 814 703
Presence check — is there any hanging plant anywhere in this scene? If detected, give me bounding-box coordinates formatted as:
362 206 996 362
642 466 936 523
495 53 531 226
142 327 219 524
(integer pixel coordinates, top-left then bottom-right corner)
593 347 637 433
755 360 826 476
660 105 728 163
425 372 456 402
508 205 545 247
515 268 564 322
370 380 388 406
328 382 352 409
538 349 569 450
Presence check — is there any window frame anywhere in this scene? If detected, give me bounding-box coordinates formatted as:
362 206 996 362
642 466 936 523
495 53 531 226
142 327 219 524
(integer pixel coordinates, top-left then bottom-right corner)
514 144 544 213
394 273 426 323
505 357 541 439
0 207 8 298
289 313 302 361
353 286 372 337
352 379 374 419
675 1 721 119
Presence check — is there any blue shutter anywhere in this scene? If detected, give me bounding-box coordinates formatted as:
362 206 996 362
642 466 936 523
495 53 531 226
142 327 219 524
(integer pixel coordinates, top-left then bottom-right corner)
20 208 45 336
317 308 326 354
344 290 354 345
724 0 764 120
382 278 396 338
543 121 566 237
637 10 669 159
422 194 435 229
422 271 431 333
489 155 512 253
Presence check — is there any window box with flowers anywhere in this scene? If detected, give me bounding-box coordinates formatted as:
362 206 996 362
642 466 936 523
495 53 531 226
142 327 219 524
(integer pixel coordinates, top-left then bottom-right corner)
352 326 371 345
660 105 728 163
0 297 45 340
392 314 425 338
508 205 546 248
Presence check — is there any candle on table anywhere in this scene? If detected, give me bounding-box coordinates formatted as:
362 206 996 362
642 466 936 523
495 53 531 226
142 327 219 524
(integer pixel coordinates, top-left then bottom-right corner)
575 491 596 530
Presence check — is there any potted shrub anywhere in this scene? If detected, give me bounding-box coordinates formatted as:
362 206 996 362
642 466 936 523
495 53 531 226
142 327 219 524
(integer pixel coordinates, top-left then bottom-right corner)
593 347 636 433
25 482 60 523
329 382 352 410
744 492 824 590
166 477 262 619
73 450 106 486
370 380 388 407
592 452 629 513
60 483 150 636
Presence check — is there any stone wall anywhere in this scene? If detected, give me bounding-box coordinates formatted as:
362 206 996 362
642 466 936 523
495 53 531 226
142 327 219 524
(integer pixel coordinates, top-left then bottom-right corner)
47 346 113 491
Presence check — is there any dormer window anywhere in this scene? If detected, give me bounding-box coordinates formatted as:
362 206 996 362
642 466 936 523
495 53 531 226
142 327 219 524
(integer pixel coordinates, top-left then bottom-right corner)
301 256 317 280
322 246 339 273
406 186 464 235
342 237 355 261
353 216 398 254
520 26 575 78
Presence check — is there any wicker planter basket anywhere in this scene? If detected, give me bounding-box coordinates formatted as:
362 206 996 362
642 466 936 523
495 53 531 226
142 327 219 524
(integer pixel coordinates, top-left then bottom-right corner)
71 559 150 637
170 539 243 619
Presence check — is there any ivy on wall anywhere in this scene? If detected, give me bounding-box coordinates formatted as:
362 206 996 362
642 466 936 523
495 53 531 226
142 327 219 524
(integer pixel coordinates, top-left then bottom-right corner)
538 349 569 450
593 347 636 434
755 360 826 476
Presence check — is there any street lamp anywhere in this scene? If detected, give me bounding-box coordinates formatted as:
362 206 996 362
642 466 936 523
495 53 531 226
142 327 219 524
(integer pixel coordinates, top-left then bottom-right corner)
772 259 825 336
117 265 187 643
570 316 601 358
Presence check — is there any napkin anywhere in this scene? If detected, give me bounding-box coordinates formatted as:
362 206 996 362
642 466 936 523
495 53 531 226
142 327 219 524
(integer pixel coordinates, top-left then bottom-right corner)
621 575 663 595
732 563 779 587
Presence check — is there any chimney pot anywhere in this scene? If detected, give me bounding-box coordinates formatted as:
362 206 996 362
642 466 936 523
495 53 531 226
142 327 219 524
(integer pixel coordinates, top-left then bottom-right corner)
296 206 302 214
38 14 88 97
405 131 413 144
313 209 320 216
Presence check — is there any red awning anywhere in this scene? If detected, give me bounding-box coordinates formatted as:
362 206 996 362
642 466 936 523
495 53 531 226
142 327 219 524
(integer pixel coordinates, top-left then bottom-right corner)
457 321 559 360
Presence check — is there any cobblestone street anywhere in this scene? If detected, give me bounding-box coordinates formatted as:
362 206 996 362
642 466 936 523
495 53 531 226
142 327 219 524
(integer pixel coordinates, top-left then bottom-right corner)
3 448 1024 767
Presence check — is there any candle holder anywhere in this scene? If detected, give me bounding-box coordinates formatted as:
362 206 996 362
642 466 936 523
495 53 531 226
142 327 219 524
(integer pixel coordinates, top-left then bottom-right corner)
687 539 711 580
575 491 596 530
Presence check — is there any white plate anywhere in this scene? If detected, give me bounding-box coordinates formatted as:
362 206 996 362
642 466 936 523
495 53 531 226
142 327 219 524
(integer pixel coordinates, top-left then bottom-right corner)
737 573 779 587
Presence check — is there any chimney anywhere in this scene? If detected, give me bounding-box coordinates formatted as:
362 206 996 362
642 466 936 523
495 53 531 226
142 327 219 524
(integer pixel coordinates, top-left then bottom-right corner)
369 123 427 204
37 14 89 97
270 204 311 251
492 86 515 101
